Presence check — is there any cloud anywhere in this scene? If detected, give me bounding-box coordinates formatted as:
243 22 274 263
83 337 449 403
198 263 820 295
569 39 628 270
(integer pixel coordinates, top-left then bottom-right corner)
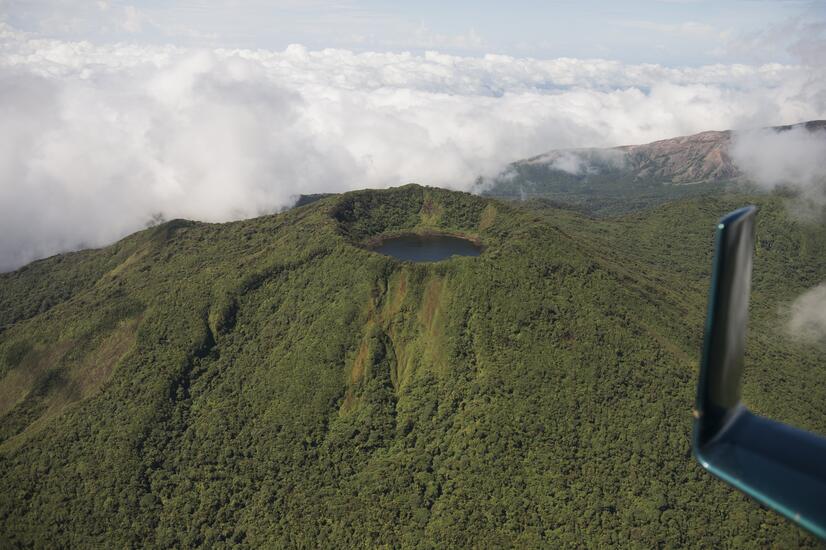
526 149 628 176
725 15 826 67
0 24 825 271
547 151 593 175
615 20 719 38
121 5 146 34
787 283 826 345
730 125 826 217
381 24 485 52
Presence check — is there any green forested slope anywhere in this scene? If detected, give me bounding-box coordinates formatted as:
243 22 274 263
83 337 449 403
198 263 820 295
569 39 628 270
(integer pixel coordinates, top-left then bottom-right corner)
0 185 824 547
483 166 732 216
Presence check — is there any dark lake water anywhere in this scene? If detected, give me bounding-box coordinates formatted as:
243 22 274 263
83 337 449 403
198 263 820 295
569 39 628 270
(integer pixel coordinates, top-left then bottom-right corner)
373 234 482 262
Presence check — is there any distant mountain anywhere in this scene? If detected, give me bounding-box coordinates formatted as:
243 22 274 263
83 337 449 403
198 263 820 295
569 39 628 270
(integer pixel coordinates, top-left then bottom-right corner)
2 185 826 546
484 120 826 215
616 129 737 184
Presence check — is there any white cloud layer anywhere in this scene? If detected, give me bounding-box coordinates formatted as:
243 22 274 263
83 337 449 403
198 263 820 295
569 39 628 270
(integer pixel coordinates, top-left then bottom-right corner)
1 22 826 271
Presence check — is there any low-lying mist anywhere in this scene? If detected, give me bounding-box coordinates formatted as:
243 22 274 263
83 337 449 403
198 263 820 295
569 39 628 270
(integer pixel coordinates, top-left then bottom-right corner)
787 283 826 346
731 125 826 220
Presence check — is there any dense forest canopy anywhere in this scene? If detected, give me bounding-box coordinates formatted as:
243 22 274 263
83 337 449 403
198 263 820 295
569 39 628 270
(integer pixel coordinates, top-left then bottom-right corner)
1 185 825 547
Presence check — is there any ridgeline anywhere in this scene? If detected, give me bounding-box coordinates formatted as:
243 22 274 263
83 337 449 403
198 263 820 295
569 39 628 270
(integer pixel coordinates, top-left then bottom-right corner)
1 185 825 547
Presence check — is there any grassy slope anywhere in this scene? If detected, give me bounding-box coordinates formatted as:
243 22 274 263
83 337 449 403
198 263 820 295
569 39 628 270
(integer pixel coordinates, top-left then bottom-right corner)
0 185 824 548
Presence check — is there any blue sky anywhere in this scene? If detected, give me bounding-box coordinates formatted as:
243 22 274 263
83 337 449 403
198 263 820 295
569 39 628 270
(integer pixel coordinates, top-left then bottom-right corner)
2 0 824 65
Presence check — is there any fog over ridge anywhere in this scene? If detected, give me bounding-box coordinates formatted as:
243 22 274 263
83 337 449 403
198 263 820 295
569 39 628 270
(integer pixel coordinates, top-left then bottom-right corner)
1 22 825 271
731 125 826 217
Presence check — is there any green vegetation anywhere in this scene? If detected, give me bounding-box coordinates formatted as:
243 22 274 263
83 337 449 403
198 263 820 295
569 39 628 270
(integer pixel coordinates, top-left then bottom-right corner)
1 184 825 547
482 159 734 216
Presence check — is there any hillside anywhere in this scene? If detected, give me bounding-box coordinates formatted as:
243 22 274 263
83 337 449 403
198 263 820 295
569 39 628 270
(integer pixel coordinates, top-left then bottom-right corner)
484 120 826 215
1 185 826 547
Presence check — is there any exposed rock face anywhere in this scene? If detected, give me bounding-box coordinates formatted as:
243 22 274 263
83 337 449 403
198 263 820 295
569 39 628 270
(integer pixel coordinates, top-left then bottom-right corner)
617 130 738 184
484 119 826 217
513 120 826 185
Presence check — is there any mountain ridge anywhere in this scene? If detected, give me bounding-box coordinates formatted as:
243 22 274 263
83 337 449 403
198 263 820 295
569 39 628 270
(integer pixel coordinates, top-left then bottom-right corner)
484 120 826 215
520 120 826 185
1 185 825 546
